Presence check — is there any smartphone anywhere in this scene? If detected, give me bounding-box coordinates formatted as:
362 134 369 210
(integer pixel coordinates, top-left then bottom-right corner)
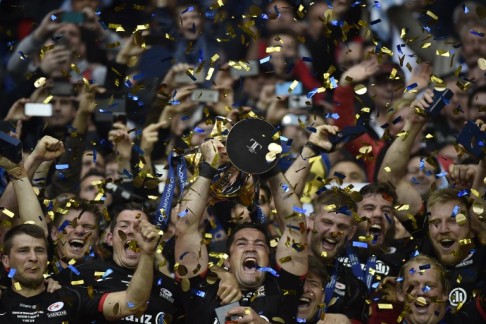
24 103 53 117
50 81 74 97
288 95 309 109
94 96 127 122
61 12 86 24
426 88 454 117
174 70 205 84
275 81 303 96
191 89 219 103
457 120 486 159
0 131 22 164
215 301 240 324
230 60 259 78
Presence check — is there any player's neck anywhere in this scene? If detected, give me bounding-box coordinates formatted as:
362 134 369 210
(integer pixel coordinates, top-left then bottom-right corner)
12 280 45 298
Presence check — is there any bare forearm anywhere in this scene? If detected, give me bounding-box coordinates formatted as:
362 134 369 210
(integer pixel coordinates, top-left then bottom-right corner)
285 146 315 196
125 253 154 309
10 168 47 235
378 122 422 184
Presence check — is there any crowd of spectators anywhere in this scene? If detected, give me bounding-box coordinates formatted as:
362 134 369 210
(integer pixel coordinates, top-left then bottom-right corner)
0 0 486 323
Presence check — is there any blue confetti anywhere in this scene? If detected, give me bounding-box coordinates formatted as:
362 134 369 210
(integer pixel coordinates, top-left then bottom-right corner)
409 268 416 274
127 302 135 308
157 278 163 285
169 99 180 105
8 268 16 278
93 149 97 163
55 164 69 170
122 169 133 178
396 277 404 282
463 5 469 13
325 113 340 120
470 29 485 37
273 5 280 17
257 266 280 277
178 209 188 217
18 51 27 60
293 206 306 214
307 88 318 99
370 19 382 25
205 11 215 18
306 127 317 133
50 15 57 21
282 183 289 192
411 250 420 257
419 158 425 170
457 189 469 197
334 171 346 179
191 289 206 298
353 241 368 248
59 220 70 232
260 56 271 64
181 115 190 121
411 177 419 184
125 80 133 88
133 145 144 156
419 264 431 270
397 44 404 55
435 171 447 178
329 77 338 89
181 6 194 14
194 127 206 134
452 205 460 217
261 14 269 20
422 285 431 293
406 83 418 91
372 282 380 289
373 0 380 8
102 269 113 278
351 1 361 8
302 57 313 62
68 265 80 275
296 318 306 323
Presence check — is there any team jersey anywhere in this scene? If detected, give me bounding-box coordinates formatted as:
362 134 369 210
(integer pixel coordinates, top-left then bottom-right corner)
0 285 105 323
54 259 184 324
176 264 304 324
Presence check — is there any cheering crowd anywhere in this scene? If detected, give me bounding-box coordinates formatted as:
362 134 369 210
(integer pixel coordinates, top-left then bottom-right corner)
0 0 486 323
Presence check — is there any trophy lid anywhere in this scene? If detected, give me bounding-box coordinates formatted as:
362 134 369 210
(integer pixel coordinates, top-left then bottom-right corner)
226 118 282 174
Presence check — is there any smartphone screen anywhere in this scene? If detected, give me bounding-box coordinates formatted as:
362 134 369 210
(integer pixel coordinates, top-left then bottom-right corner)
24 103 53 117
61 12 85 24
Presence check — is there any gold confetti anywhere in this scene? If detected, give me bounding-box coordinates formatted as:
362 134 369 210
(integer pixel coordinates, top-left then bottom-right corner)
384 166 391 173
34 77 46 88
135 24 149 31
416 297 427 306
14 282 21 290
422 43 432 49
478 58 486 71
456 213 467 225
378 303 393 309
181 278 190 292
71 280 85 285
354 84 367 95
459 238 472 245
456 274 462 284
2 209 14 218
265 46 281 53
426 10 438 20
70 63 80 74
279 256 292 263
43 95 53 104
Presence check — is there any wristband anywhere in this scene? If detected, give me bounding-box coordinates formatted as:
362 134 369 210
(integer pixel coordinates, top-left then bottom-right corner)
7 166 27 181
199 162 218 179
305 142 330 156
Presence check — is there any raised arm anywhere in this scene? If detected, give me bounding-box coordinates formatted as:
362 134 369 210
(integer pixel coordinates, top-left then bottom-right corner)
377 91 431 220
102 220 158 320
285 124 339 197
470 122 486 245
174 138 224 278
0 136 64 236
267 169 308 276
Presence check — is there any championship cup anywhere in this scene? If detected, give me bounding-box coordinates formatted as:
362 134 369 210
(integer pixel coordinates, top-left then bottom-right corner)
207 118 282 223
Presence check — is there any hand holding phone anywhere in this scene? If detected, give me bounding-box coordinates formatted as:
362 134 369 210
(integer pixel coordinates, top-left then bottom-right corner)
24 103 53 117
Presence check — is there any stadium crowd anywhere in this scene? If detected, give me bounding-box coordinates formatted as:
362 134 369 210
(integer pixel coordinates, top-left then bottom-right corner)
0 0 485 323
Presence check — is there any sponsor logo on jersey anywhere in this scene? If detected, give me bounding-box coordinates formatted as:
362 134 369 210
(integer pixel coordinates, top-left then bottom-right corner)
456 252 474 268
159 288 175 303
48 302 64 312
449 287 468 306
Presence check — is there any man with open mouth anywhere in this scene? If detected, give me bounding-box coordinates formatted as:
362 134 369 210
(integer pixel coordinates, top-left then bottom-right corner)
307 188 369 323
54 203 185 324
397 254 486 324
0 223 155 323
174 137 308 324
424 189 486 315
48 198 99 275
